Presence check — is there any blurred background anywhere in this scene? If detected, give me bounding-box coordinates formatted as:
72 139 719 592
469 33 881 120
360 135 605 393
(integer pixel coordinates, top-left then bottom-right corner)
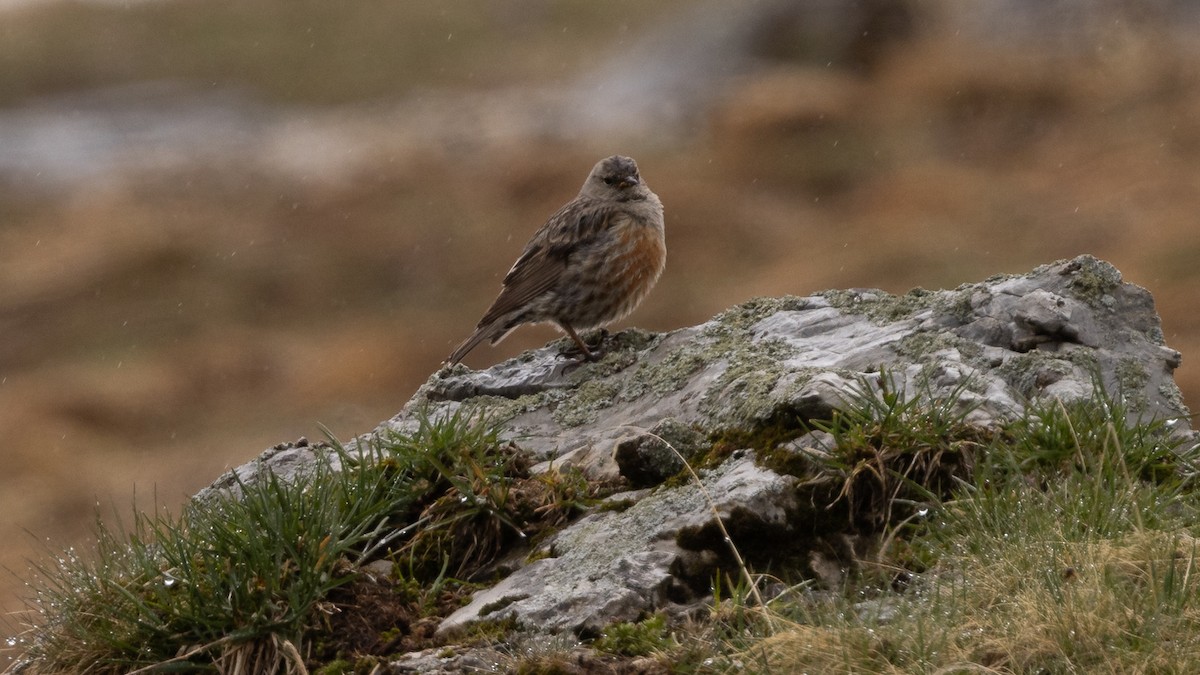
3 0 1199 642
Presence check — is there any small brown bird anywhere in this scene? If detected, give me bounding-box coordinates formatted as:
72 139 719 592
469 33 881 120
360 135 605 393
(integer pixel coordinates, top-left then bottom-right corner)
447 155 665 365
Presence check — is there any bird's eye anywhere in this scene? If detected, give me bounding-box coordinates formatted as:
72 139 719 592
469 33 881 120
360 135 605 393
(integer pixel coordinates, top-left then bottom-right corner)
603 177 616 186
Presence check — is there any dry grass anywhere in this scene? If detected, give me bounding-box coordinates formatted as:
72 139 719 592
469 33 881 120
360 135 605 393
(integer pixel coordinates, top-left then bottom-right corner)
732 391 1200 674
751 531 1200 674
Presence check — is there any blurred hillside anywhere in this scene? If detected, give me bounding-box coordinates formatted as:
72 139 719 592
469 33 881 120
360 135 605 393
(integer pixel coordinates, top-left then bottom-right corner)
3 0 1200 645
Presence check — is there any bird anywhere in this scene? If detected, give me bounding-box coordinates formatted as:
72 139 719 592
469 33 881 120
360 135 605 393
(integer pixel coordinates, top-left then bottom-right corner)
447 155 665 366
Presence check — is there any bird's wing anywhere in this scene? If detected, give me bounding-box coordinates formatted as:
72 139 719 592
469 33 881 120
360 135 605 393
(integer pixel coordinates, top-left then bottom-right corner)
475 201 611 328
474 243 565 328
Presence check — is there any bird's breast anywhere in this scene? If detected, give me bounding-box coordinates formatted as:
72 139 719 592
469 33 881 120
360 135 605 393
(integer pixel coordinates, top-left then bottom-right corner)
615 219 666 294
550 210 665 329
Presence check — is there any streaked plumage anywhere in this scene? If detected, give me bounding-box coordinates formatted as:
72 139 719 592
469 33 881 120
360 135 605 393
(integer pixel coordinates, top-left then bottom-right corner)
447 155 665 365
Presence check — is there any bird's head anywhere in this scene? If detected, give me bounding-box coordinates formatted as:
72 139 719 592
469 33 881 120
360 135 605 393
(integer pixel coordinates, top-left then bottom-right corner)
583 155 649 200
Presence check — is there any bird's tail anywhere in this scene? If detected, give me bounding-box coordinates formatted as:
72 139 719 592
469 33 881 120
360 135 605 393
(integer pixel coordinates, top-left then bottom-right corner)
447 320 517 365
446 328 489 365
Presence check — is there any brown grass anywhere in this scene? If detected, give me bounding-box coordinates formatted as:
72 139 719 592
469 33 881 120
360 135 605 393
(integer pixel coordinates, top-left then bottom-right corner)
751 531 1200 673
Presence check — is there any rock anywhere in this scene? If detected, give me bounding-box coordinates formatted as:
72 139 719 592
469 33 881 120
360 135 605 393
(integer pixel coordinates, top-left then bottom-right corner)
614 418 706 488
415 255 1190 635
193 439 339 503
206 255 1193 642
438 452 797 638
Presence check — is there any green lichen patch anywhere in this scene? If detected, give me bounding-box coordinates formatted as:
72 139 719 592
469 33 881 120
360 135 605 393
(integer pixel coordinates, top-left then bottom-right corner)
706 295 813 335
619 347 708 401
471 391 555 425
1158 380 1191 419
819 287 932 325
1063 255 1123 306
1114 356 1152 413
822 284 989 329
563 328 663 379
551 379 621 427
650 418 707 455
700 338 797 426
895 331 985 365
945 287 980 324
995 350 1093 399
606 327 661 353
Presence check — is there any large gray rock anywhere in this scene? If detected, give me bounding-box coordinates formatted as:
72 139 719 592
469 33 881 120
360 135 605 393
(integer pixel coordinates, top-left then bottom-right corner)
210 255 1192 638
398 255 1189 635
404 255 1187 479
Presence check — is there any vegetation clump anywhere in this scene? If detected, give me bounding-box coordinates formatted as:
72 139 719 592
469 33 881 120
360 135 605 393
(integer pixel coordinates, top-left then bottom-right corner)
807 369 995 531
593 613 675 657
5 409 587 674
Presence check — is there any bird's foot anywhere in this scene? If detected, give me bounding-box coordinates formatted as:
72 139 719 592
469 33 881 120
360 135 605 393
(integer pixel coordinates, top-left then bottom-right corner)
558 329 610 363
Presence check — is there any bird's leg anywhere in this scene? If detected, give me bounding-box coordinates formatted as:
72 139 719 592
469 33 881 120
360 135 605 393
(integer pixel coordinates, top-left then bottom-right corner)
559 324 600 362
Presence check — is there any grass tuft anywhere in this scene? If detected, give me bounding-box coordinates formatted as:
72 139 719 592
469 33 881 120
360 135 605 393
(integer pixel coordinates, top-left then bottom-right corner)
7 407 520 674
810 368 993 531
361 408 529 580
593 613 675 657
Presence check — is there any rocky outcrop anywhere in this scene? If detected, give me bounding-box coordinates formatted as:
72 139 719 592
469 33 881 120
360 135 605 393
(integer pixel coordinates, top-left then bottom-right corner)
413 254 1187 478
210 255 1191 640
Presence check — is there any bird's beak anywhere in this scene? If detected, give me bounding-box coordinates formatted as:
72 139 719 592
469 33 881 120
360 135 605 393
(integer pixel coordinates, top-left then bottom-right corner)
618 175 639 189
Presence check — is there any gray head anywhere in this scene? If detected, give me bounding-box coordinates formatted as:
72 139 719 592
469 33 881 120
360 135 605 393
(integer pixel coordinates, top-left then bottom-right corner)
580 155 652 201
